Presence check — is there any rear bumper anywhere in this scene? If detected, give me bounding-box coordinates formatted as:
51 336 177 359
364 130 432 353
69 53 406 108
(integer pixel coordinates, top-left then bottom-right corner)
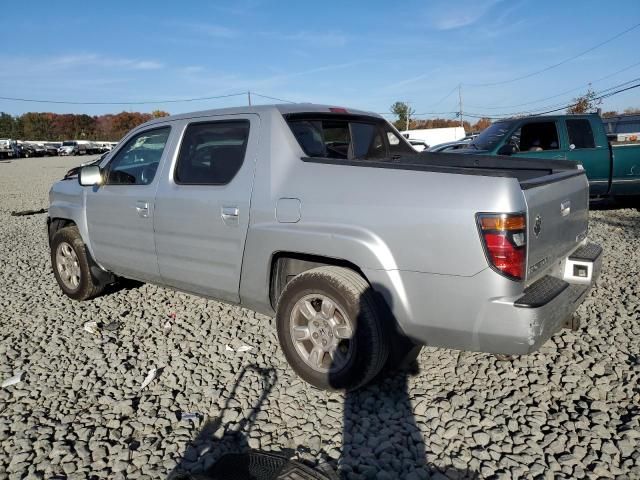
366 242 602 355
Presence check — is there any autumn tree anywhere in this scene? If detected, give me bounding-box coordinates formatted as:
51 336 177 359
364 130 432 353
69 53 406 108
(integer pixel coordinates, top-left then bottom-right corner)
472 117 492 132
623 107 640 115
601 111 619 118
151 110 170 118
390 101 415 131
567 88 601 114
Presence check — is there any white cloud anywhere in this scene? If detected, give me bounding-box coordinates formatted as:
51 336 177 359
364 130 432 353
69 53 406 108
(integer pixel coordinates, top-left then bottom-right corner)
427 0 502 30
48 54 163 70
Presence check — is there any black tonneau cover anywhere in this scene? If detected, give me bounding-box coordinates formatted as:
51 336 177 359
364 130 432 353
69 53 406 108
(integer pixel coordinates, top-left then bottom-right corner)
302 152 582 184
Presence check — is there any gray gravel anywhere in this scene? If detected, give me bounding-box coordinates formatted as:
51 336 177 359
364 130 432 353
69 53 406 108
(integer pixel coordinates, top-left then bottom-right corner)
0 155 639 479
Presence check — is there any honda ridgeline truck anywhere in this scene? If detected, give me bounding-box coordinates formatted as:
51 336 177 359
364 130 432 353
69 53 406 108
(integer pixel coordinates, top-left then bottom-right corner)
48 105 602 391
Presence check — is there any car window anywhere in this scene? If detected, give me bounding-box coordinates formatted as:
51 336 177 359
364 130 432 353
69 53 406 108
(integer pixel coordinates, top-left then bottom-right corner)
566 119 595 149
518 121 560 151
174 120 250 185
385 126 417 156
105 127 170 185
288 116 416 160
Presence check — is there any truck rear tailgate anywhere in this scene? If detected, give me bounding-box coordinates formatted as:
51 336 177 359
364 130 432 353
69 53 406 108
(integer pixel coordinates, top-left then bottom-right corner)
522 171 589 285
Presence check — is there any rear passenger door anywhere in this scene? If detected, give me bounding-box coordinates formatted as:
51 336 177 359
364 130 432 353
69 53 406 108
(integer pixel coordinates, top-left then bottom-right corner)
562 118 610 195
153 115 259 303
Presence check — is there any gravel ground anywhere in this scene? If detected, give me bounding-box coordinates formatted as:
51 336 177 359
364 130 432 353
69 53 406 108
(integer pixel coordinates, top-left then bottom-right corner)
0 155 639 480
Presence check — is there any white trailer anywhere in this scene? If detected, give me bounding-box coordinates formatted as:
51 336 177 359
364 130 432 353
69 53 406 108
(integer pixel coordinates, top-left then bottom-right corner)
401 127 466 148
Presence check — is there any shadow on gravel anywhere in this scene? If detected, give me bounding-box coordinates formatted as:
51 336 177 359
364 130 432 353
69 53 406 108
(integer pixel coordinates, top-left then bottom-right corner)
169 284 477 479
168 365 281 479
331 284 478 479
102 278 145 295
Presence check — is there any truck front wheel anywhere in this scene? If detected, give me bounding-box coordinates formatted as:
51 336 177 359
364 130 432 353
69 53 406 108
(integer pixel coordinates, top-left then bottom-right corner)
276 266 388 391
50 226 106 301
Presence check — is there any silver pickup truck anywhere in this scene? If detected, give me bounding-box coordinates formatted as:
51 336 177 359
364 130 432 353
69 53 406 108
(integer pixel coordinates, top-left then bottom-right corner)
48 104 602 391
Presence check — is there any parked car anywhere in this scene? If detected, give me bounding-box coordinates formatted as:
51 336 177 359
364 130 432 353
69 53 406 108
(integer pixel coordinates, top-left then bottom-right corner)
465 114 640 199
0 139 17 159
427 140 471 153
17 143 37 158
59 141 85 156
44 143 60 156
48 104 601 391
30 143 47 157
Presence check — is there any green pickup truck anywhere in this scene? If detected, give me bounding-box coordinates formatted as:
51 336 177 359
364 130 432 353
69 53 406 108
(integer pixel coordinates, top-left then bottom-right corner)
464 114 640 198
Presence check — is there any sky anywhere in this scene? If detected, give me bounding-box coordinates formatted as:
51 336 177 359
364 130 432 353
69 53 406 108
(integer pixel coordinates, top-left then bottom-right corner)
1 0 639 121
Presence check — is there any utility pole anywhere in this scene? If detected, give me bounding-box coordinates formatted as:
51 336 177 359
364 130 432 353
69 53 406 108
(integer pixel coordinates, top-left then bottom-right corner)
406 101 411 131
247 91 252 106
458 84 464 130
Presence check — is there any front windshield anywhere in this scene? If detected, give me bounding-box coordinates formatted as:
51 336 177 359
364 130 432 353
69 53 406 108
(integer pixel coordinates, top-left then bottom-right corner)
471 121 515 151
62 141 75 146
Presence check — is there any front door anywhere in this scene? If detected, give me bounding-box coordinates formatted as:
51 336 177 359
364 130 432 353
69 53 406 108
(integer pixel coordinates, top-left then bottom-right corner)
153 115 260 303
85 125 173 282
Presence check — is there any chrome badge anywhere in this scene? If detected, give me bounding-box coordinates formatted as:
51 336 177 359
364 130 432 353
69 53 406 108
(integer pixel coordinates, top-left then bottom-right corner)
560 200 571 217
533 215 542 237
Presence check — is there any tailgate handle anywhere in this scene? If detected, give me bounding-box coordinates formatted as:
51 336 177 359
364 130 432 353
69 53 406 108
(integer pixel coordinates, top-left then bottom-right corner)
560 200 571 217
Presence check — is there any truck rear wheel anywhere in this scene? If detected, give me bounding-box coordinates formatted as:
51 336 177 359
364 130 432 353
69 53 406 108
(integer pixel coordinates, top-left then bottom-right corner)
276 266 388 391
51 226 106 301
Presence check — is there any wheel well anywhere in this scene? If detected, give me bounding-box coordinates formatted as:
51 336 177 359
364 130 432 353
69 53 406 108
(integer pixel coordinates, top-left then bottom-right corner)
269 252 368 308
48 218 77 245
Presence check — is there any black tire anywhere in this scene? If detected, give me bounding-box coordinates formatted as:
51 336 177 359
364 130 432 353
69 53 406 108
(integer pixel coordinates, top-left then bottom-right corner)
50 226 106 300
276 266 388 391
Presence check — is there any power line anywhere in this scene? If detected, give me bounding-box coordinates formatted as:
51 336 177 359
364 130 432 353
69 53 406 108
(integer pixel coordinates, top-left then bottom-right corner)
464 22 640 87
0 92 248 105
466 59 640 110
251 92 296 104
464 80 640 119
469 77 640 118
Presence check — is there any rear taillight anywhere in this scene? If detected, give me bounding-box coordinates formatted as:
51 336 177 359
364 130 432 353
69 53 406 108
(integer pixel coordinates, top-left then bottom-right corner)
477 213 526 281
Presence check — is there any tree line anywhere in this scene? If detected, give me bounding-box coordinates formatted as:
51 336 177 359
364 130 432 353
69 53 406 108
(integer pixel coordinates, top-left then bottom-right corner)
0 110 169 142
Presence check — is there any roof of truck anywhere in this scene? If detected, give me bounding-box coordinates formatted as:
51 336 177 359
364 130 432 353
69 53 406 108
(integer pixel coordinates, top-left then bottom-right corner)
140 103 382 128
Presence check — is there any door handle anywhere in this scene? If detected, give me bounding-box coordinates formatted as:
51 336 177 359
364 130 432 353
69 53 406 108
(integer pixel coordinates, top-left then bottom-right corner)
135 201 150 218
221 206 239 225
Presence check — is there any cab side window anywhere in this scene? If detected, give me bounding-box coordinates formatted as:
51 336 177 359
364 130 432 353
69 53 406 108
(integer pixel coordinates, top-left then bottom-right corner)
105 127 170 185
174 120 250 185
566 119 596 149
519 122 560 151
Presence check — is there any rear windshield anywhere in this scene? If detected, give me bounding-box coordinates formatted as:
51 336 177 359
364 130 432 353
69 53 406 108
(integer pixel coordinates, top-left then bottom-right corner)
286 114 415 160
470 121 516 151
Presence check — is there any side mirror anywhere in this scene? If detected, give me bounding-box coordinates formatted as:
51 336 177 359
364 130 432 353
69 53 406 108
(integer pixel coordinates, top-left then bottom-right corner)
78 165 103 186
497 144 515 156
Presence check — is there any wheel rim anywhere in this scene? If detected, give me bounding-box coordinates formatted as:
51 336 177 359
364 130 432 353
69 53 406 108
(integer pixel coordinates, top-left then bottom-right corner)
56 242 81 290
289 294 354 374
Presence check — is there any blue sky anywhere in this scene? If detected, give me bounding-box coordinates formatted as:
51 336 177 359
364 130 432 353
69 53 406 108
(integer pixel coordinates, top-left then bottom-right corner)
1 0 639 120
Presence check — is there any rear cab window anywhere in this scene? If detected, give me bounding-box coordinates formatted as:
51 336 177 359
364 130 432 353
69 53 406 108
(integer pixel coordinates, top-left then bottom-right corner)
286 114 415 161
